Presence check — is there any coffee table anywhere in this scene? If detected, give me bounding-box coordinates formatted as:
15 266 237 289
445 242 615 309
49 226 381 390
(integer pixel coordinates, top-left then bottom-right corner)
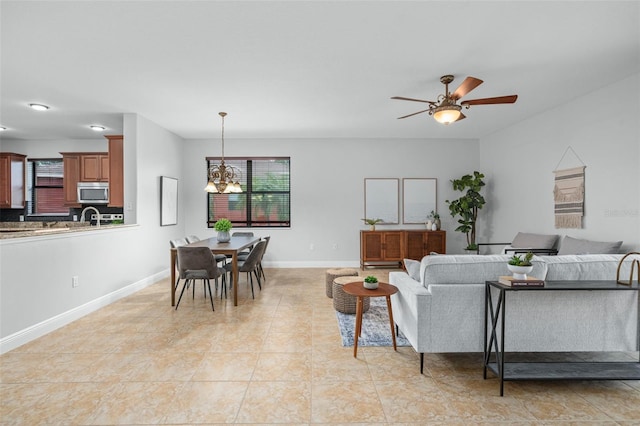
342 281 398 358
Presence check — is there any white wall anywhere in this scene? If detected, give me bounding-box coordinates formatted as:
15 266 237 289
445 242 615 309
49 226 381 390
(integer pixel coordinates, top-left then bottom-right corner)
0 114 186 351
181 137 480 265
479 73 640 252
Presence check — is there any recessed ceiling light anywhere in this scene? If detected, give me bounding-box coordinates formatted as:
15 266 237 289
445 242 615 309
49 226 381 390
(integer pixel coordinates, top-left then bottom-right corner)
29 103 50 111
90 125 106 131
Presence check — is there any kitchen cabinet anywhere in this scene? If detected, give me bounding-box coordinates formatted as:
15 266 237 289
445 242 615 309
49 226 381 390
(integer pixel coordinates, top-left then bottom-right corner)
360 230 404 269
106 135 124 207
0 152 27 209
360 230 446 269
61 154 81 207
80 153 109 182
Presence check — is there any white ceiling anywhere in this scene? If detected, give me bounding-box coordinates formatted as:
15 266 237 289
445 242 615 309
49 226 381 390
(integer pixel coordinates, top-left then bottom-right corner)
1 1 638 141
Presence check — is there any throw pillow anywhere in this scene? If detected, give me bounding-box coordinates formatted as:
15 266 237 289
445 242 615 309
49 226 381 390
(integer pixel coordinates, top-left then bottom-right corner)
557 236 623 255
404 259 421 281
511 232 560 249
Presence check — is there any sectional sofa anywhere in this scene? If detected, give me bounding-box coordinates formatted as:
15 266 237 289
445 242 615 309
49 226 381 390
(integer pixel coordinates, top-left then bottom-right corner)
389 253 639 373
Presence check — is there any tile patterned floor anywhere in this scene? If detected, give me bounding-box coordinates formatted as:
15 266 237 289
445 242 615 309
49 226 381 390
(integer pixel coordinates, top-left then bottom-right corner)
1 268 639 425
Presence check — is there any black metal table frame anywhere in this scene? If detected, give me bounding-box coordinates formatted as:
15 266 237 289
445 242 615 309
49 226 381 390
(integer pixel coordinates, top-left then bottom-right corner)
484 280 640 396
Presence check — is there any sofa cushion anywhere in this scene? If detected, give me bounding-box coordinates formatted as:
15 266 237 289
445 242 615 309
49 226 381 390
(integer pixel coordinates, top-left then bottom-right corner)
404 259 421 281
557 236 623 255
419 254 547 286
541 254 625 280
511 232 560 249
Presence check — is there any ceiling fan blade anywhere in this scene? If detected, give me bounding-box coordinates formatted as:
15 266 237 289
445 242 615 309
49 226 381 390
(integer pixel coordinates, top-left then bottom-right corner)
451 76 483 100
461 95 518 106
391 96 436 104
397 109 431 119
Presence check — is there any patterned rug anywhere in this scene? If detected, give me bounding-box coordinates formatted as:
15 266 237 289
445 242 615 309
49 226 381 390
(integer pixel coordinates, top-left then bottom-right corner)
335 297 410 347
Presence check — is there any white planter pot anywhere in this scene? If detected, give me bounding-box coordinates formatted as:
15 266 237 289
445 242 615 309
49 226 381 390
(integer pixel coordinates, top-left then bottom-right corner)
363 281 379 290
507 264 534 279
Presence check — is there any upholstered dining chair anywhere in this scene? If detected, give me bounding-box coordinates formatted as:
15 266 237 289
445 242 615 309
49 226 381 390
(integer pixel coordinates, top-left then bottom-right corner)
223 239 266 299
257 235 270 280
230 231 255 260
175 246 223 311
170 238 189 290
186 234 228 265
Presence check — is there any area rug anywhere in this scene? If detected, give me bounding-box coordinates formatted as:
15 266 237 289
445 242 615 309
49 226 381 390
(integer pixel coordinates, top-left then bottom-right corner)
335 297 410 347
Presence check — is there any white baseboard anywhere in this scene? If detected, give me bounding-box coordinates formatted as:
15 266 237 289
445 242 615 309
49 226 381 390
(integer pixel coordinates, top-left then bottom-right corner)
0 270 168 355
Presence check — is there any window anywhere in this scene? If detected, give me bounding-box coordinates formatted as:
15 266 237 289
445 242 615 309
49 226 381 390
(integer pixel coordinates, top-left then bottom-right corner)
27 159 68 215
207 157 290 228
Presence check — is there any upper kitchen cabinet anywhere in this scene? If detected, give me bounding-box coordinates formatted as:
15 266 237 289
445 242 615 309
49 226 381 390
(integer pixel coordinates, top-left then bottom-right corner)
80 153 109 182
0 152 27 209
106 135 124 207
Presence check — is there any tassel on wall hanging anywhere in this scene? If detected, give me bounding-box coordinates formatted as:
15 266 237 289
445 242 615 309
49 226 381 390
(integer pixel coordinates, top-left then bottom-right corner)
553 147 586 229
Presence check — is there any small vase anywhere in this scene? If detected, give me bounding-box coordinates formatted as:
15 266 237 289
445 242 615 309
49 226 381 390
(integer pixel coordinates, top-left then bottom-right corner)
217 230 231 243
434 218 441 230
426 220 433 230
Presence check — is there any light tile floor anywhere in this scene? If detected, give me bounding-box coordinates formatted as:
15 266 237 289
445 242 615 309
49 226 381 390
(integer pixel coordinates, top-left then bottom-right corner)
1 268 639 425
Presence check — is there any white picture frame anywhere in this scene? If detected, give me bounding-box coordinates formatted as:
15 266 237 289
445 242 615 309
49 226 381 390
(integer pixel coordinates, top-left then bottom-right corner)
160 176 178 226
364 178 399 224
402 178 437 224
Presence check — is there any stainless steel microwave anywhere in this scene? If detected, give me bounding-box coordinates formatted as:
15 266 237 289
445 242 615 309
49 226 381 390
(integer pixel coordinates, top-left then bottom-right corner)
77 182 109 204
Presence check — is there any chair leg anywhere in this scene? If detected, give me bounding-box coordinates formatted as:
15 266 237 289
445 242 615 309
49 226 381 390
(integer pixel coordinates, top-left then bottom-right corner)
254 270 262 290
248 273 255 299
205 278 214 311
175 279 190 310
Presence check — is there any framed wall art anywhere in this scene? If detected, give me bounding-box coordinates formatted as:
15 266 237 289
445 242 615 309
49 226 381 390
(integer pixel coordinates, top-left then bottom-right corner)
402 178 437 224
364 178 399 224
160 176 178 226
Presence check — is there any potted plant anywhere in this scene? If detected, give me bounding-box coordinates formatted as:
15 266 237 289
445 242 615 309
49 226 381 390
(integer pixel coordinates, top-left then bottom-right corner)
361 218 383 231
363 275 379 289
507 252 534 279
446 171 486 252
214 218 233 242
429 210 441 230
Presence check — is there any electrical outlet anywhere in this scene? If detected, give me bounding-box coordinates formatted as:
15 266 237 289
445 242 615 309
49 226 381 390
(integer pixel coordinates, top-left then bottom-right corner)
332 243 338 250
309 243 315 251
72 276 79 288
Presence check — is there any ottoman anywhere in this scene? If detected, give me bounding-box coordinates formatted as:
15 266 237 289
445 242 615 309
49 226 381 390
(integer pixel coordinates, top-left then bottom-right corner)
325 268 359 298
332 276 370 314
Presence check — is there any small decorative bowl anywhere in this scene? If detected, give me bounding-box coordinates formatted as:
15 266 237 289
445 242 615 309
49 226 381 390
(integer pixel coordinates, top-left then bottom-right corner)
507 264 534 280
363 281 379 290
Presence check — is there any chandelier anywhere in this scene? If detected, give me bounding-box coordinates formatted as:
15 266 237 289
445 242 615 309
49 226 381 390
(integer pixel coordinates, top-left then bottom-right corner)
204 112 243 194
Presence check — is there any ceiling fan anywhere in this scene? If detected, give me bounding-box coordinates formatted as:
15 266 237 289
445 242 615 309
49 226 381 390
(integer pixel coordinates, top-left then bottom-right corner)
391 75 518 125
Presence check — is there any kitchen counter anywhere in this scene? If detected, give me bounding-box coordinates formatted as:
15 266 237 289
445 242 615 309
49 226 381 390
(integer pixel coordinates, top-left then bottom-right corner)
0 221 124 239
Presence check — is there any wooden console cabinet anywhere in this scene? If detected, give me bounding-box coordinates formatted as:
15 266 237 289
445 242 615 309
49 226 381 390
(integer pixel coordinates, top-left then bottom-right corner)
360 230 446 269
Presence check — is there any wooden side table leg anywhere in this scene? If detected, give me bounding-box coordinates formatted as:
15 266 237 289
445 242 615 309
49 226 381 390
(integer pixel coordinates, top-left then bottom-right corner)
354 296 363 358
386 295 397 351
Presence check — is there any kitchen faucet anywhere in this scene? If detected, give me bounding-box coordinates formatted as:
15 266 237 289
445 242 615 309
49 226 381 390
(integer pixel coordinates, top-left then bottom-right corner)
80 206 101 227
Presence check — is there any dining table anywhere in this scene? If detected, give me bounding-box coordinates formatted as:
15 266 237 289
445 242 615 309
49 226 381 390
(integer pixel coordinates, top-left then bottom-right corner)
170 235 261 307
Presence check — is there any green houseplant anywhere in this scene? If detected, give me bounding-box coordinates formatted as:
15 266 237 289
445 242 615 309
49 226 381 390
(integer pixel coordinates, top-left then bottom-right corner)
214 218 232 242
364 275 379 289
446 171 486 251
361 218 383 231
507 252 534 279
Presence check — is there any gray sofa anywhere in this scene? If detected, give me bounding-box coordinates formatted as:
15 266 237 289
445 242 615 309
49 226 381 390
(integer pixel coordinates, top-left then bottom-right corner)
389 254 639 372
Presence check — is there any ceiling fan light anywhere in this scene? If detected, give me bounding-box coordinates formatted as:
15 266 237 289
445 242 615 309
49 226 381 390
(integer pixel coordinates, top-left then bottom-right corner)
433 105 462 125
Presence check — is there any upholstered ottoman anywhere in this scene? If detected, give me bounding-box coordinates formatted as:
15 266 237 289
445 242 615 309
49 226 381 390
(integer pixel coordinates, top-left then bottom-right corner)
332 276 370 314
325 268 359 298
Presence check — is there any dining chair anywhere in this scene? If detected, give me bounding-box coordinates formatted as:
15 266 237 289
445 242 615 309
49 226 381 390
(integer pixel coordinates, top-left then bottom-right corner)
187 234 228 266
230 231 255 260
223 239 266 299
257 235 270 280
175 246 223 311
170 238 189 290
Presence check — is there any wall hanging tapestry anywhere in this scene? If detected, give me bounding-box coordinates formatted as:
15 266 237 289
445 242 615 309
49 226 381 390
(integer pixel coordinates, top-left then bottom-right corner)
553 165 586 229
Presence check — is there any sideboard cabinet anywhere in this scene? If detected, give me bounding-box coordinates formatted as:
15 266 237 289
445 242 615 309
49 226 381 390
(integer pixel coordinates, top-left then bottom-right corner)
360 230 446 269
